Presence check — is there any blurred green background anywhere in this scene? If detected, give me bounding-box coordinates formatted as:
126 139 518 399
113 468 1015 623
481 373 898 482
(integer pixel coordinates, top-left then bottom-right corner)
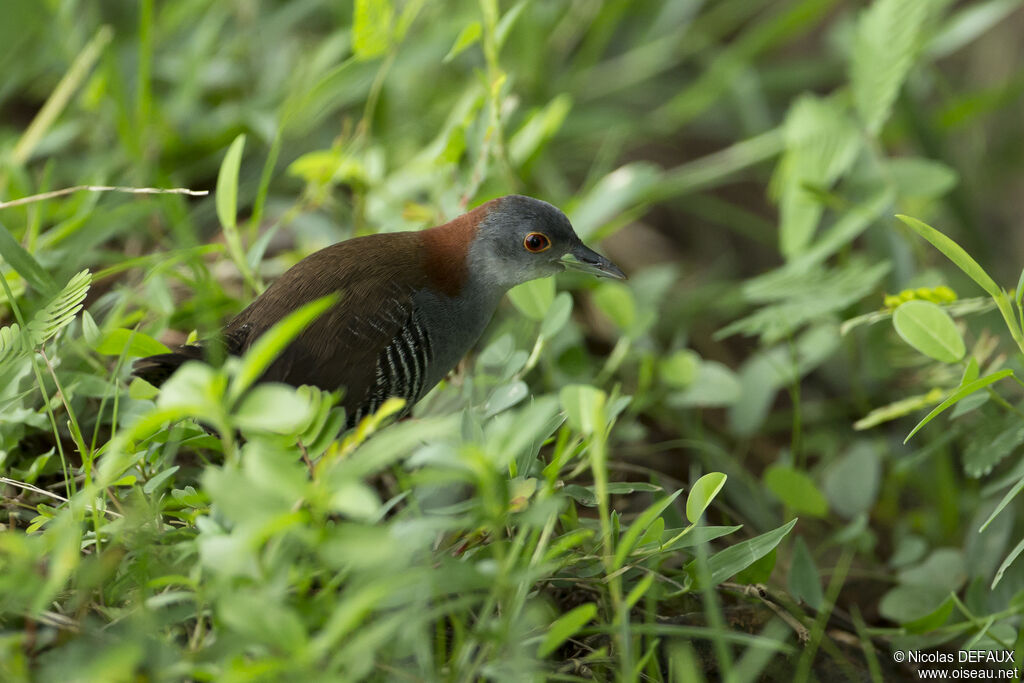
3 0 1024 680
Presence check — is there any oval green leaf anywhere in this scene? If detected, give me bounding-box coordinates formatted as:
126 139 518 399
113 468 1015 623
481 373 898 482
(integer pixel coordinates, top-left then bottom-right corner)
559 384 607 436
685 472 727 524
764 464 828 517
892 300 965 363
508 276 555 321
94 328 171 358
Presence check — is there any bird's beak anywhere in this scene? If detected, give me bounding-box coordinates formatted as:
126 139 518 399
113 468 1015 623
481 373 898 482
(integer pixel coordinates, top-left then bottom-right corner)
560 244 626 280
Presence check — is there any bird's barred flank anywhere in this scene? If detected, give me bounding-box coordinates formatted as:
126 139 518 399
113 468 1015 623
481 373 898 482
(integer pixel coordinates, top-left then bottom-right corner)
355 309 434 424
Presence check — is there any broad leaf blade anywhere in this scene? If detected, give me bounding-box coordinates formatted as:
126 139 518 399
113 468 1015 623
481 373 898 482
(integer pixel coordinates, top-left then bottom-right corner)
0 220 57 296
685 472 727 524
892 300 965 363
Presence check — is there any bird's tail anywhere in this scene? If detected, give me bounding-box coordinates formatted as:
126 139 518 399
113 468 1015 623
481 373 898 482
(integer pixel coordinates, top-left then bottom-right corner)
132 346 204 387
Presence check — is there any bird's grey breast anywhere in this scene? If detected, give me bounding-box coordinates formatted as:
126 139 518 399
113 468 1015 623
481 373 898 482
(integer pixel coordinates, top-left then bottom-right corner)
412 286 502 392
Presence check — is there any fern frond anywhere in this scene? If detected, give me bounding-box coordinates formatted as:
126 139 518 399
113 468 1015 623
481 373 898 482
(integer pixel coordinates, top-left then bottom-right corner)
850 0 930 134
25 269 92 348
0 323 25 366
0 270 92 369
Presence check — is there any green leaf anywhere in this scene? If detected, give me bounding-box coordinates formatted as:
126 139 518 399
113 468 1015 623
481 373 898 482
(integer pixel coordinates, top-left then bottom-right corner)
904 369 1015 443
624 573 655 610
1016 266 1024 309
718 259 890 345
216 134 246 232
128 376 158 401
892 300 965 363
788 536 824 610
94 328 171 358
217 590 308 651
539 292 573 339
593 281 636 332
670 361 742 407
728 323 840 436
785 189 894 273
903 596 955 634
353 0 393 60
560 385 607 436
81 310 101 346
886 157 958 199
659 350 700 389
571 162 662 241
980 473 1024 533
823 442 880 519
328 480 382 522
764 465 828 517
879 586 953 625
929 0 1023 59
234 384 315 434
962 413 1024 478
850 0 931 134
495 0 528 49
853 387 946 430
563 482 663 508
34 272 89 332
895 215 1002 298
961 356 980 385
685 472 727 524
0 323 24 366
143 466 180 494
12 269 91 355
734 548 777 585
443 21 480 63
882 549 967 620
775 95 862 258
658 525 743 553
157 362 223 412
229 294 338 401
537 603 597 658
509 94 573 166
508 276 555 321
0 220 57 296
613 489 683 569
689 518 798 588
483 381 528 417
993 537 1024 589
898 548 966 591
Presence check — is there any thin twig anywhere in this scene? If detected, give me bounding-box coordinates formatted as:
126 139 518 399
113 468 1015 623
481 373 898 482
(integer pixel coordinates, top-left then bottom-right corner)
0 476 122 518
0 185 209 210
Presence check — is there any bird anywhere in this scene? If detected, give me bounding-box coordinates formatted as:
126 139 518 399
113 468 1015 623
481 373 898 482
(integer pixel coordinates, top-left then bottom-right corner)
133 194 625 426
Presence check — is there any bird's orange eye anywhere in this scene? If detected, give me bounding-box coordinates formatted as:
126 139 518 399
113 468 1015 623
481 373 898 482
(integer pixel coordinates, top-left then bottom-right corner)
523 232 551 253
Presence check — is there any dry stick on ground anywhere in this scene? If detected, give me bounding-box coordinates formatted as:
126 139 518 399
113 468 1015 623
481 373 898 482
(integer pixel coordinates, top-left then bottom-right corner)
0 185 209 210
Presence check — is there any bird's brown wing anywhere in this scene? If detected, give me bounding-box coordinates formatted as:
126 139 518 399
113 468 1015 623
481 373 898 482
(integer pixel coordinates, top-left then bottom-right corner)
224 234 426 416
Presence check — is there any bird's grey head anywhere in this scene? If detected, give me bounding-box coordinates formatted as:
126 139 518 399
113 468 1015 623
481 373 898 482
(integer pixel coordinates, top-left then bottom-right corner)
467 195 625 291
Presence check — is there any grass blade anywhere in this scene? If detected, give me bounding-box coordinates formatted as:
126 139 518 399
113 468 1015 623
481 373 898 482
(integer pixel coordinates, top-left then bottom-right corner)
904 369 1014 443
895 215 1001 298
0 220 57 296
